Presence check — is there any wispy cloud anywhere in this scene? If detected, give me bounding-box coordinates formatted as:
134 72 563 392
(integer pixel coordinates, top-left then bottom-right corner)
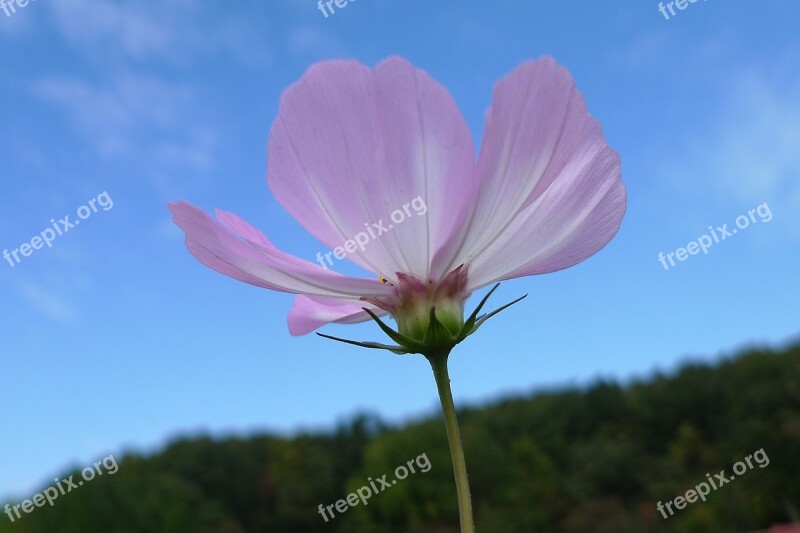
32 72 218 174
660 69 800 235
18 280 79 323
47 0 272 67
49 0 179 62
29 0 280 192
707 74 800 205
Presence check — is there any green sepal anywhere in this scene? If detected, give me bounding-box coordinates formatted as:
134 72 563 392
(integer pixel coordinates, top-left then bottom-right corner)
362 308 424 350
463 293 527 338
316 283 527 357
458 283 500 340
423 307 454 347
315 332 410 355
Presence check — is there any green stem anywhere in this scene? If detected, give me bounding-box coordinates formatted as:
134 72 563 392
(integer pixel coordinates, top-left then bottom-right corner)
427 351 475 533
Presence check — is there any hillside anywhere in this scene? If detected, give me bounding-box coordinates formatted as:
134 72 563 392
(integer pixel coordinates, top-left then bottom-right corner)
3 342 799 532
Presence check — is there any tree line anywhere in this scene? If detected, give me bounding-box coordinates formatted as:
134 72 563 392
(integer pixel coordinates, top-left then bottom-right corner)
3 340 799 532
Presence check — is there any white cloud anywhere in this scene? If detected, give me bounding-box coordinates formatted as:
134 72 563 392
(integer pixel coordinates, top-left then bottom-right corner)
29 0 282 189
19 280 78 323
49 0 176 61
709 74 800 205
47 0 271 67
32 72 218 173
661 70 800 235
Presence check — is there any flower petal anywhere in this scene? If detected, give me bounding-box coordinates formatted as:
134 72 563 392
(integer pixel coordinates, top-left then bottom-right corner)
468 149 625 288
441 57 626 289
287 295 387 336
215 208 273 247
267 57 477 282
169 201 394 299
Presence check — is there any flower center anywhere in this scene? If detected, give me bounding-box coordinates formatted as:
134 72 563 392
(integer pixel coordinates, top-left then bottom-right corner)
366 266 469 345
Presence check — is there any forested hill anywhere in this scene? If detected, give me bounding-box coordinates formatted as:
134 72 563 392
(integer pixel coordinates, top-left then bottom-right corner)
3 341 799 532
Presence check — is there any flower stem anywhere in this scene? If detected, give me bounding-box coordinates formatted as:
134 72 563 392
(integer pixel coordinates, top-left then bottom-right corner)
427 351 474 533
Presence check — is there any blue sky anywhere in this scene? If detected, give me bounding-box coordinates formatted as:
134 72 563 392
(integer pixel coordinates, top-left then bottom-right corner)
1 0 798 501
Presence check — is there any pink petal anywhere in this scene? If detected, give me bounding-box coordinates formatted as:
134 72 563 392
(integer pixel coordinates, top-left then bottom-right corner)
215 209 273 247
169 201 394 299
444 57 626 289
268 57 477 282
468 148 625 287
288 295 387 336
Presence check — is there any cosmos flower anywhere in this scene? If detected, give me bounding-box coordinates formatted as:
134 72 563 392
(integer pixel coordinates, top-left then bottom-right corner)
170 56 625 353
170 56 626 532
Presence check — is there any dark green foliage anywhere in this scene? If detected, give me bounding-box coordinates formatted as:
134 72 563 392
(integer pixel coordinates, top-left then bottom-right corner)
3 343 799 532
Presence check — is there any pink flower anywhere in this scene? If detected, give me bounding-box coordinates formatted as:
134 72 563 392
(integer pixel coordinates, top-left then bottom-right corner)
170 56 625 348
